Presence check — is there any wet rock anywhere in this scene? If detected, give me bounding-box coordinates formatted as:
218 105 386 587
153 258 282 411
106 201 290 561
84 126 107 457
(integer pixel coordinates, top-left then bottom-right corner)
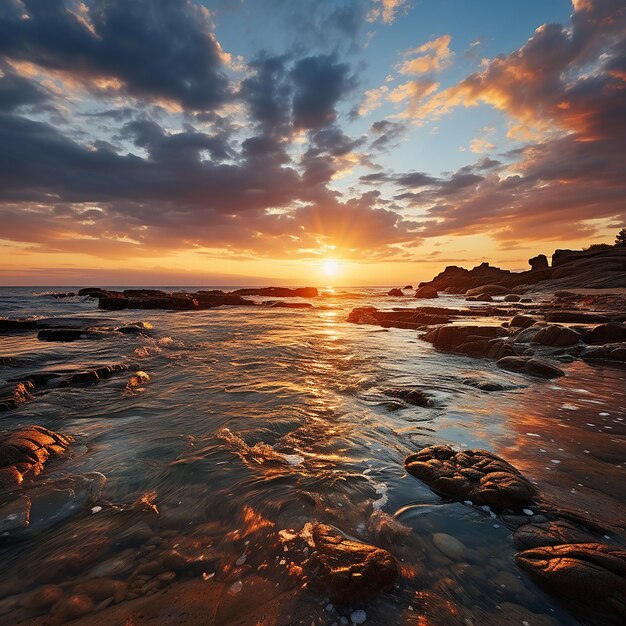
513 520 599 549
415 286 438 299
403 285 412 290
503 294 521 302
263 301 313 308
383 388 432 407
583 322 626 345
0 318 38 333
513 325 545 343
545 311 612 324
306 523 398 604
423 325 511 359
497 356 564 379
50 593 95 622
516 543 626 621
50 292 76 299
387 288 403 296
37 328 104 342
78 287 116 298
580 343 626 362
0 426 73 491
0 496 30 533
230 287 318 298
405 445 537 509
27 584 64 609
461 378 520 392
127 371 150 389
347 306 450 328
510 315 538 329
466 284 511 297
473 293 493 302
73 578 127 603
100 294 199 311
116 322 153 334
531 325 581 347
0 381 34 412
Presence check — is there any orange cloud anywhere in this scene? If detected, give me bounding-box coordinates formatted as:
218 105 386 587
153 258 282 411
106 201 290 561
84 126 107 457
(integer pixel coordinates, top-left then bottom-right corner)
398 35 453 75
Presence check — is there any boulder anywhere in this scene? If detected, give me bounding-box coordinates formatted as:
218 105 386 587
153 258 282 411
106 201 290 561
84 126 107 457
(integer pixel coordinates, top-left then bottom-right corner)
474 293 493 302
513 520 599 550
510 315 538 329
0 318 38 333
497 356 564 379
415 286 438 299
529 254 549 271
305 523 398 603
0 426 73 491
347 307 450 329
531 325 581 347
263 301 313 308
0 381 34 412
99 295 199 311
583 323 626 345
423 325 508 355
405 445 537 510
503 294 521 302
387 288 403 297
403 285 413 290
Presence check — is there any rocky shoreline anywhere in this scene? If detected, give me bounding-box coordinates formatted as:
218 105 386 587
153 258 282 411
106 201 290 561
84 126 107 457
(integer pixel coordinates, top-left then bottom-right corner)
0 245 625 624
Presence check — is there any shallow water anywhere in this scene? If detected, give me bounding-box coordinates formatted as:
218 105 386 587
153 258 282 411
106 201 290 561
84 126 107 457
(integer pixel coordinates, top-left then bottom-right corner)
1 287 624 624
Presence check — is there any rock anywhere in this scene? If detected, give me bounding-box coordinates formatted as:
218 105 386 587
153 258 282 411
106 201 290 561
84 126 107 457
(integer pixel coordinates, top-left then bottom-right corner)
466 284 511 297
37 328 103 341
583 323 626 345
347 307 450 329
0 426 73 492
531 325 581 347
414 286 438 299
462 378 519 392
194 293 256 308
0 381 34 412
545 311 611 323
116 322 153 334
503 294 521 302
383 388 432 407
516 543 626 615
127 371 150 389
529 254 549 271
405 445 537 509
28 584 64 609
0 496 30 533
78 288 115 298
513 325 544 343
513 520 599 550
50 594 95 622
230 287 318 298
473 293 493 302
306 523 398 604
99 294 199 311
510 315 538 329
497 356 564 379
432 533 467 560
72 579 127 603
0 318 38 333
263 301 313 308
580 343 626 362
122 289 168 298
387 288 403 297
423 325 511 359
403 285 412 290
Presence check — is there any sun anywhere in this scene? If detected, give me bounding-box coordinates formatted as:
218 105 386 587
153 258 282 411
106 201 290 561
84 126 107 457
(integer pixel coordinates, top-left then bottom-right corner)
323 259 341 277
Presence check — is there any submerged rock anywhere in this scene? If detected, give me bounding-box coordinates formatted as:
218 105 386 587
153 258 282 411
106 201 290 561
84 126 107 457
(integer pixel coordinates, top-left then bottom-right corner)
497 356 565 379
423 325 512 359
306 523 398 604
347 306 450 328
513 520 599 550
0 318 38 333
405 445 537 510
230 287 318 298
383 388 432 407
0 426 73 491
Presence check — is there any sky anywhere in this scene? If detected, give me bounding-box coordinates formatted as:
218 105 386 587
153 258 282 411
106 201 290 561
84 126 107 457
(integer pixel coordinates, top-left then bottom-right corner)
0 0 624 286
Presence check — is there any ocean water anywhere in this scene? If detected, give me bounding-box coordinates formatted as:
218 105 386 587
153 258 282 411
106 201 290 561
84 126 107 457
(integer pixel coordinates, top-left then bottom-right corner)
0 287 625 625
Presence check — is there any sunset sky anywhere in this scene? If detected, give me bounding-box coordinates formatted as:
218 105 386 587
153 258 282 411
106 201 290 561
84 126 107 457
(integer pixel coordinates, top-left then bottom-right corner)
0 0 624 285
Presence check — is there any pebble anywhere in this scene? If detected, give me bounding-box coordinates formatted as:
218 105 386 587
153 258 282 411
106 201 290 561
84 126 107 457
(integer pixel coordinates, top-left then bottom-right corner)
432 533 467 560
351 610 367 624
91 506 102 514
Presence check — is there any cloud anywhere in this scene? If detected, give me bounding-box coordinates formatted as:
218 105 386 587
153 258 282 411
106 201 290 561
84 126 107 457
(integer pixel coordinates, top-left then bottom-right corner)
0 0 231 110
398 35 453 75
367 0 409 25
358 84 389 116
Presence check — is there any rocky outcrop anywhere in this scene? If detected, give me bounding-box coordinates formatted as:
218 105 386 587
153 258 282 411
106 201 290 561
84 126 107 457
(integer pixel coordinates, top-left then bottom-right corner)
529 254 549 271
0 318 38 333
0 382 34 412
99 294 199 311
405 445 537 510
497 356 564 378
580 343 626 362
418 262 514 294
0 426 73 491
510 315 538 329
415 286 438 299
466 284 511 297
305 523 398 604
387 288 403 296
422 325 511 359
583 323 626 345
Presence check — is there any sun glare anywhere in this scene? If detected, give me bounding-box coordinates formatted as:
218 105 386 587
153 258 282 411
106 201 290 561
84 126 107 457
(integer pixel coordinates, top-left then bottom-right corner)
323 259 341 277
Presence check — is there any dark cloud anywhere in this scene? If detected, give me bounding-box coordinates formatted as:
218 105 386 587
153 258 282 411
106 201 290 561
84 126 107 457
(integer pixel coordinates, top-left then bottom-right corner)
369 120 406 151
0 61 48 111
291 55 357 129
0 0 230 110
